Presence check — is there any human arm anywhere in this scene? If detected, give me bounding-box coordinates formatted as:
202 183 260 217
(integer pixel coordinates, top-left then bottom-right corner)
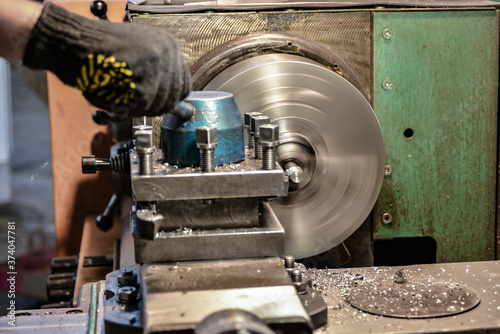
0 0 42 59
0 0 190 117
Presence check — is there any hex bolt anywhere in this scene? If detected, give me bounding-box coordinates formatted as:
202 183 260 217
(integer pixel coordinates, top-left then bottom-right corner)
284 255 295 269
135 126 154 175
250 115 270 160
118 270 138 287
196 126 218 173
259 124 279 169
244 112 262 149
118 286 138 304
291 269 302 283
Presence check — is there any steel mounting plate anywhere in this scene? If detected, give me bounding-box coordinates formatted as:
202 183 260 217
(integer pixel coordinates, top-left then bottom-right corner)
205 54 385 259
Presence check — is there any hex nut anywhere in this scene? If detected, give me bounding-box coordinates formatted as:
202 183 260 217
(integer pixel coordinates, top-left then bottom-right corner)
294 281 307 295
260 124 280 147
196 126 218 149
250 115 270 136
118 286 138 304
118 270 138 287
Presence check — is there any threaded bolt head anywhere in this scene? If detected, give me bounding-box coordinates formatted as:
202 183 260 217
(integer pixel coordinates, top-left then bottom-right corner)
244 112 263 130
196 126 218 149
259 124 280 147
250 115 270 137
135 127 154 150
118 286 138 304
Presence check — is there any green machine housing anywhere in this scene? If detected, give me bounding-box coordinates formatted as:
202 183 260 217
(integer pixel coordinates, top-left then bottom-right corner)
128 1 500 264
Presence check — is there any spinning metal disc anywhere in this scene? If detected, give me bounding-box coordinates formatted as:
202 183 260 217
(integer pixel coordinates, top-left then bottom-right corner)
205 54 385 259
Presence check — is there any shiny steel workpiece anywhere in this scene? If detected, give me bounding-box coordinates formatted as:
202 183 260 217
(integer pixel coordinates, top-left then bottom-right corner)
285 161 303 184
205 54 385 259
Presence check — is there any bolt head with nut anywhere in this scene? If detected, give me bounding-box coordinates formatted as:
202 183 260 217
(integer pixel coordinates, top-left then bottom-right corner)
250 115 270 137
196 126 218 149
259 124 280 147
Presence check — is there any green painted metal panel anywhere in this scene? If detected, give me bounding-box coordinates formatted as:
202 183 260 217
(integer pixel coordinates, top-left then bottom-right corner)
373 10 498 262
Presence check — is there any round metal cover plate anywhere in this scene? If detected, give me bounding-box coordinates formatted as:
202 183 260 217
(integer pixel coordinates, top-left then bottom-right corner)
347 277 481 318
205 54 385 259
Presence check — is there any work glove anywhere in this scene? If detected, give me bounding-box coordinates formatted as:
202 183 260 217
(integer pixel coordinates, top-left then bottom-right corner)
23 2 190 117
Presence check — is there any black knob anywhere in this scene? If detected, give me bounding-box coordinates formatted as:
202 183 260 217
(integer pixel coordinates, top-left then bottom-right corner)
90 1 108 20
51 255 78 274
93 110 112 125
46 273 76 302
82 155 111 174
96 214 113 232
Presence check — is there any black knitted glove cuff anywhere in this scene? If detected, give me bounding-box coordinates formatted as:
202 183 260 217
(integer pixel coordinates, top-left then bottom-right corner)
23 3 190 117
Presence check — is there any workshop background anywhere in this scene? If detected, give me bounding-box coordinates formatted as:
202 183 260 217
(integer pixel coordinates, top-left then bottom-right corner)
0 64 55 314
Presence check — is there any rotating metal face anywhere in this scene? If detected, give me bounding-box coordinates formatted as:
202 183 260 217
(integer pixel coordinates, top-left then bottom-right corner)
205 54 385 259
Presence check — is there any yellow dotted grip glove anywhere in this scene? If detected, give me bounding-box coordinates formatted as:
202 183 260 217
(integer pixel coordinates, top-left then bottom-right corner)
23 2 191 117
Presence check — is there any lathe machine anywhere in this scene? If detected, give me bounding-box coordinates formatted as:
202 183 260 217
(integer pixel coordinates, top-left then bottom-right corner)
2 0 500 332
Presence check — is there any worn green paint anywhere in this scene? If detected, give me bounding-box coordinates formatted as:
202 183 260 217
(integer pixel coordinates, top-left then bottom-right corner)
87 283 98 334
373 10 498 262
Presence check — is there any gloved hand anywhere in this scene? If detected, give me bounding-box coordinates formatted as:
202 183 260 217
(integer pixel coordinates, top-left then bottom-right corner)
23 2 190 117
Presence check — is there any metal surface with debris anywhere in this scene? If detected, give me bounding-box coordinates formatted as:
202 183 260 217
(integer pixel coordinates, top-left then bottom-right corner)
308 261 500 333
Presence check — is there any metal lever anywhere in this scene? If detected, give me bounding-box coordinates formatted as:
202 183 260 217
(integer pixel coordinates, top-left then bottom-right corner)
96 194 121 231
